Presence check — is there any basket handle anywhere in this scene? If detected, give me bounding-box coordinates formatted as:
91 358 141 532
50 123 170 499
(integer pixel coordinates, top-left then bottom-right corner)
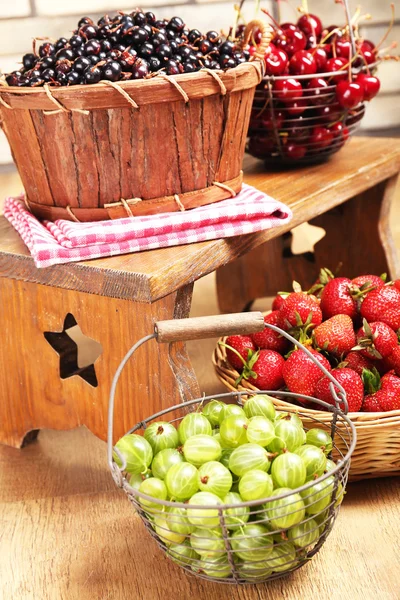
154 312 264 343
240 19 273 61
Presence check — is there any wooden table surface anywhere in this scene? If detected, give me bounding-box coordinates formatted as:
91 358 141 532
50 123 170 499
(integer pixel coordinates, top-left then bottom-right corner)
1 426 399 600
1 137 399 303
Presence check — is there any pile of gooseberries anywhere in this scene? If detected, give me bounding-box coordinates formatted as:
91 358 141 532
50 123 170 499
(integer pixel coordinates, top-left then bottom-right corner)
114 395 344 582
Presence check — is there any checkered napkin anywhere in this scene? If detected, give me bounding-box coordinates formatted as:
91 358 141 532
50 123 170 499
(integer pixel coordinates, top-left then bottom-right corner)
4 184 292 269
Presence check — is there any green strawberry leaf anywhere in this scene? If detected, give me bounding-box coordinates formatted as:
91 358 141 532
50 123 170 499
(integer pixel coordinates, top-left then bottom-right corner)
380 273 387 282
362 367 381 394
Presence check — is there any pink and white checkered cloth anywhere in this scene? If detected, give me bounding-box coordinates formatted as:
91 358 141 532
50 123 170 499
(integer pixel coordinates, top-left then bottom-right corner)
4 184 292 269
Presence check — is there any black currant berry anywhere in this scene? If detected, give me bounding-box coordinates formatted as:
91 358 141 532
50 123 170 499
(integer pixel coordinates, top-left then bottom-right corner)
199 39 212 54
22 53 37 70
84 67 101 84
145 12 156 25
79 24 98 40
55 37 68 51
28 76 44 87
131 27 149 45
178 46 192 59
134 12 147 26
41 68 56 82
101 60 121 81
219 54 236 68
157 44 172 61
39 43 55 58
83 39 101 55
74 56 91 74
168 16 185 32
41 57 56 69
78 16 93 28
70 35 84 49
219 41 234 55
55 60 72 75
148 56 161 72
89 55 101 65
138 43 154 59
207 31 220 44
183 61 196 73
152 31 167 47
166 59 180 75
67 71 81 85
56 48 75 62
132 60 149 79
56 71 68 84
209 60 221 70
101 39 112 52
188 29 202 43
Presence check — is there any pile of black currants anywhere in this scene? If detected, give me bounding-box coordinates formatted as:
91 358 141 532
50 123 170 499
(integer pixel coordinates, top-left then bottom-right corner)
4 11 251 87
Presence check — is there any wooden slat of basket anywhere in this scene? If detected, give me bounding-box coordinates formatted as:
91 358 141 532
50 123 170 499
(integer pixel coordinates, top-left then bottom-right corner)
0 63 262 111
213 331 400 480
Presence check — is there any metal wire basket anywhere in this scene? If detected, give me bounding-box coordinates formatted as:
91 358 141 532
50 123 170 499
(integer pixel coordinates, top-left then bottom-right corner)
246 0 376 165
107 313 356 585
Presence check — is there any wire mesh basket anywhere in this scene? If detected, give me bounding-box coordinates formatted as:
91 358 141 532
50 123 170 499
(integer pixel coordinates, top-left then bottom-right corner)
107 313 356 584
246 0 377 166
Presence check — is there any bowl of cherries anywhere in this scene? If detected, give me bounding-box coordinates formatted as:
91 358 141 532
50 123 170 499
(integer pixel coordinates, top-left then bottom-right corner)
242 7 390 165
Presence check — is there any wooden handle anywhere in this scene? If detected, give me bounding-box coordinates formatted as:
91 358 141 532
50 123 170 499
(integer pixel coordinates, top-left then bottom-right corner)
154 312 265 343
241 19 273 61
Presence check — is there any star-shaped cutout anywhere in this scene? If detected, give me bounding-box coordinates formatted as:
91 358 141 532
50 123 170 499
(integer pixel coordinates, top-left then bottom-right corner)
44 313 102 387
290 222 326 256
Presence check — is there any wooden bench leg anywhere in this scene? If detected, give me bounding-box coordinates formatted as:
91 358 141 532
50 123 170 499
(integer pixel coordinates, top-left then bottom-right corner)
216 175 400 313
0 279 199 448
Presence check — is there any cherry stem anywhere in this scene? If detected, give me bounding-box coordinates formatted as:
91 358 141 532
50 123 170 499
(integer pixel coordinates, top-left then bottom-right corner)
261 8 281 32
375 3 395 51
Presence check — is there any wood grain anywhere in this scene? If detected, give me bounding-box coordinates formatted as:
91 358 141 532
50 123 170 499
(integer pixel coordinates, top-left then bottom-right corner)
155 311 264 343
1 138 399 304
0 427 399 600
217 174 400 312
0 278 198 448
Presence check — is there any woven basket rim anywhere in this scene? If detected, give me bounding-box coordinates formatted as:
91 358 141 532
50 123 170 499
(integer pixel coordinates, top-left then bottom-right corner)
212 325 400 422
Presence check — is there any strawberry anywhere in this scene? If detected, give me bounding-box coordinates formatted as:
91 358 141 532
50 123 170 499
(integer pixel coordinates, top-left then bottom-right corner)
394 279 400 293
313 314 356 358
320 277 357 320
360 286 400 331
314 368 364 412
244 349 285 390
251 311 290 354
278 292 322 332
351 274 386 289
342 351 375 375
224 336 255 371
383 345 400 376
283 348 331 398
362 367 400 411
308 267 335 297
272 294 287 311
355 320 399 360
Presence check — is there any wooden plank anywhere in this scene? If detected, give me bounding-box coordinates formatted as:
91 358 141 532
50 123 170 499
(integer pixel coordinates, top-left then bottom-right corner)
0 138 399 303
0 427 399 600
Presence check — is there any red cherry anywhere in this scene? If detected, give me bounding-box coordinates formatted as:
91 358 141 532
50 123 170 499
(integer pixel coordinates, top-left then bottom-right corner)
289 50 317 75
285 142 307 160
330 122 346 138
316 103 342 122
281 23 298 33
355 73 381 100
359 45 376 65
261 110 284 130
306 35 317 49
336 80 364 109
297 14 323 38
284 98 308 116
360 39 375 52
312 47 328 71
325 57 347 82
273 77 303 102
335 39 352 59
248 135 275 157
264 46 288 76
329 122 350 148
310 126 334 149
275 28 307 57
285 118 310 141
307 77 331 105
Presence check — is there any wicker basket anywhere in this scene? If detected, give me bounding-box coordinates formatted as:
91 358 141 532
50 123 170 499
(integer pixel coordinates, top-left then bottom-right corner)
0 21 271 222
213 329 400 482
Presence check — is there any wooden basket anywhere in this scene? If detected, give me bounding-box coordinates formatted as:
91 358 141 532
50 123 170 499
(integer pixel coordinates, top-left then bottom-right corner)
213 332 400 482
0 21 271 222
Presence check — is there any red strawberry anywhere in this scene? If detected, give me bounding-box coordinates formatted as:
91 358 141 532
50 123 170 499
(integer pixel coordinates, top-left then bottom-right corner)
342 351 374 375
362 367 400 411
314 367 364 412
251 311 290 353
224 335 255 371
272 294 287 311
351 274 385 289
320 277 357 320
245 349 285 390
313 314 356 358
283 348 331 397
360 286 400 331
278 292 322 332
383 345 400 376
394 279 400 293
308 267 335 297
355 320 399 360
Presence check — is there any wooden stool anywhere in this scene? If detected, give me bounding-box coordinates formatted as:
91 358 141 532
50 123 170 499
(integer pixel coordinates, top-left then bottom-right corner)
217 137 400 312
0 203 288 448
